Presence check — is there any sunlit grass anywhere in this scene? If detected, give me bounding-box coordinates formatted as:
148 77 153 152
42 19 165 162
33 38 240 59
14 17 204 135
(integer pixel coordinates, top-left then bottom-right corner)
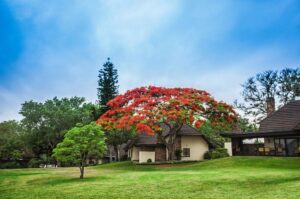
1 157 300 198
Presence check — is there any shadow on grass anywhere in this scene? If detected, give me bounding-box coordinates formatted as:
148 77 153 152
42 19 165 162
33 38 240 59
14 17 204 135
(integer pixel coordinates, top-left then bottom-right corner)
32 175 111 186
0 172 47 177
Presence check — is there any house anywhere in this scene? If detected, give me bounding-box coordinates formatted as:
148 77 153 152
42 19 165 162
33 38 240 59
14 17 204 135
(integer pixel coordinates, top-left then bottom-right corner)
125 124 213 163
222 100 300 157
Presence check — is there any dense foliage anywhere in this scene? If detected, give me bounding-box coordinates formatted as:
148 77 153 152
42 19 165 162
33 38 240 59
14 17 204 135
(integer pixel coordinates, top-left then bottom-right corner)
204 148 229 160
19 97 99 165
52 122 106 179
0 121 25 168
98 86 237 160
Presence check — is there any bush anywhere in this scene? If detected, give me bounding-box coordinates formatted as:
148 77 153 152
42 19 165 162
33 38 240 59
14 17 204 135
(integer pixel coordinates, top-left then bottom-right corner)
204 148 229 160
120 155 128 161
175 149 182 160
147 158 152 163
0 161 21 169
28 158 41 168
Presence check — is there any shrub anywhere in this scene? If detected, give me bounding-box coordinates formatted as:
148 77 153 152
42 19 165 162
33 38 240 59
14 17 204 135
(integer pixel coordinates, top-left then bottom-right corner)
120 155 128 161
0 161 21 169
204 148 229 160
175 149 182 160
147 158 152 163
28 158 41 168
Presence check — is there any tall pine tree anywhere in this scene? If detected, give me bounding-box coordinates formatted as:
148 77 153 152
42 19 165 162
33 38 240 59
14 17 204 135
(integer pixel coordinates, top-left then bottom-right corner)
97 58 119 113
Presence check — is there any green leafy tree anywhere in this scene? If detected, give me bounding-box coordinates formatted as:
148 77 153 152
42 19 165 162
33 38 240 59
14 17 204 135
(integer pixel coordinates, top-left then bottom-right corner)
236 116 258 133
97 57 119 113
20 97 97 164
52 122 106 179
0 120 24 161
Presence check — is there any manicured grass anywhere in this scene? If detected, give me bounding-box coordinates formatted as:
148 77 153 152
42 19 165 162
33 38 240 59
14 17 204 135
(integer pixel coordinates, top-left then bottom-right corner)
1 157 300 198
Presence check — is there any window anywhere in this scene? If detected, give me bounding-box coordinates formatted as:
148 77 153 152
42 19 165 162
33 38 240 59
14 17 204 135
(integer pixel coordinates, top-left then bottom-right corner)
182 148 190 157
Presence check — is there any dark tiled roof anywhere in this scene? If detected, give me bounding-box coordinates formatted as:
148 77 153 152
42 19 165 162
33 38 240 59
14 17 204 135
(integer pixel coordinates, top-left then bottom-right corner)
161 123 203 137
134 134 162 146
178 124 203 136
127 124 204 148
259 100 300 132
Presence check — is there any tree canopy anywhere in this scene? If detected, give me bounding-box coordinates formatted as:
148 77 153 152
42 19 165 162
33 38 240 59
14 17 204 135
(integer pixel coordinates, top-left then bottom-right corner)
20 97 98 163
52 122 106 179
0 120 24 161
97 86 237 160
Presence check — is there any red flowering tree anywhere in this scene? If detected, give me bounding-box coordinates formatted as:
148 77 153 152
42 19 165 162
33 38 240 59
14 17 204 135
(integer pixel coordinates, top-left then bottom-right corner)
97 86 237 160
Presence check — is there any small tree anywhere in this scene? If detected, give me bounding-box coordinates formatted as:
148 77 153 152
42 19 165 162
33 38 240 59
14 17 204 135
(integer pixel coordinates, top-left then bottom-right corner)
52 122 106 179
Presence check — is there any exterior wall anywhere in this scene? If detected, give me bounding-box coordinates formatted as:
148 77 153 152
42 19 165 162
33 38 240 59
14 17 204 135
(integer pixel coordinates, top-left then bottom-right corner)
131 146 140 161
155 146 167 161
224 142 232 156
139 151 155 163
181 136 209 161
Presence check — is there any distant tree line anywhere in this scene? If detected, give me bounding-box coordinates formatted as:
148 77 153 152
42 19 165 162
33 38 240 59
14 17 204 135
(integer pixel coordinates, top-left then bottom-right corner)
0 58 120 169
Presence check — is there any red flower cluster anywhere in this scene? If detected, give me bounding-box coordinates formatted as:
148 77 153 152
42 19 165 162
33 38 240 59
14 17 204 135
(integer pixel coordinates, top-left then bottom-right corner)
97 86 237 135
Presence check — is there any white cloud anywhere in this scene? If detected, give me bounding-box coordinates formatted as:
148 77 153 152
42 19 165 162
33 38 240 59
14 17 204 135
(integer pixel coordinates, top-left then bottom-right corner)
1 0 300 121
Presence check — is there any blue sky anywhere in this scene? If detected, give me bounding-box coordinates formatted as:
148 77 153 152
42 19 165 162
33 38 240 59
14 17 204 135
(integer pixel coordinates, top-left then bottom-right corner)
1 0 300 121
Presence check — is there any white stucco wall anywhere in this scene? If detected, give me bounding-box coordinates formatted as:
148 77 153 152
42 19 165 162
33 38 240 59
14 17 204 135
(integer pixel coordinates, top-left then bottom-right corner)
224 142 232 156
139 151 155 163
181 136 209 161
131 146 140 161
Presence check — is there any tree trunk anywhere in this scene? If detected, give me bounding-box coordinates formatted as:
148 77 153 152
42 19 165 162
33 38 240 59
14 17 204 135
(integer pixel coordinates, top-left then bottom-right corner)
79 165 84 179
164 123 183 161
114 145 119 161
109 146 113 162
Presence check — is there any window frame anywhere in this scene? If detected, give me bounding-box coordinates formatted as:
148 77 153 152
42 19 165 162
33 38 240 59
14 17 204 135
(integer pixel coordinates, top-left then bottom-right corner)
182 148 190 157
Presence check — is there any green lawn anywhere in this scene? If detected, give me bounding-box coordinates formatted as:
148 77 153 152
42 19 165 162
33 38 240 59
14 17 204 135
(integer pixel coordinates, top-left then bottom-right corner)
1 157 300 199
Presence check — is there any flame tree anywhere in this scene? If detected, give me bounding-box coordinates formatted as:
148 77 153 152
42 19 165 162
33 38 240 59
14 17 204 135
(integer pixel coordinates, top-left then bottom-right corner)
97 86 237 160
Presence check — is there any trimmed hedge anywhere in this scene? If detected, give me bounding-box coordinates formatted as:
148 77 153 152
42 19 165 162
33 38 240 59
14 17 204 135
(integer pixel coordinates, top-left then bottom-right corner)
204 148 229 160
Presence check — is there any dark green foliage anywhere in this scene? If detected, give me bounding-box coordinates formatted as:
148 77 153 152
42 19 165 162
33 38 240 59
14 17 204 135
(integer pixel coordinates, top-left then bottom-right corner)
27 158 41 168
0 161 21 169
97 57 119 113
204 148 229 160
147 159 152 163
19 97 97 164
175 149 182 160
236 116 258 132
120 155 128 161
52 122 106 179
0 120 24 161
199 122 227 148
